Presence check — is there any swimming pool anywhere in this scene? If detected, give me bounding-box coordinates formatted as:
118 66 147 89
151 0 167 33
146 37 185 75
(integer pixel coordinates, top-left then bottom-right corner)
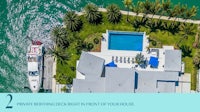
108 32 144 51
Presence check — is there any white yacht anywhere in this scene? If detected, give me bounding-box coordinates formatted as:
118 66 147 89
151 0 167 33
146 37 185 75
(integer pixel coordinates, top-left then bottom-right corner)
27 40 44 93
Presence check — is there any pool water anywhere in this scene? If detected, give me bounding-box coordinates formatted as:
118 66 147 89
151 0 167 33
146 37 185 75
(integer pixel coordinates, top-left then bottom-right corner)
108 32 144 51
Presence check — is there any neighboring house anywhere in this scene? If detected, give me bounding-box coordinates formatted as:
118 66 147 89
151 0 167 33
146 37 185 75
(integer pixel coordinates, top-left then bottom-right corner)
72 31 189 93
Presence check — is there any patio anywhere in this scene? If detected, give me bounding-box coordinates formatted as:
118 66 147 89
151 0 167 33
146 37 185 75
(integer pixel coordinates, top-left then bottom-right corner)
90 47 166 71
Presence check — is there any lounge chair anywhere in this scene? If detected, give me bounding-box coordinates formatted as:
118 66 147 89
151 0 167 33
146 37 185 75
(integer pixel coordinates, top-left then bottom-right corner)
131 58 134 64
119 57 122 63
112 56 114 61
127 57 130 63
124 57 126 63
115 56 118 63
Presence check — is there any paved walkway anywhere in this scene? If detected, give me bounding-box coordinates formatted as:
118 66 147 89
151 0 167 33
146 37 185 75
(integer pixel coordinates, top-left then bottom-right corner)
77 8 200 24
98 8 200 24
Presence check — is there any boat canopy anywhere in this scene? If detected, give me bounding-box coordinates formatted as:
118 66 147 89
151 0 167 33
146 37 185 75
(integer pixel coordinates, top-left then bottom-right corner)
28 62 38 71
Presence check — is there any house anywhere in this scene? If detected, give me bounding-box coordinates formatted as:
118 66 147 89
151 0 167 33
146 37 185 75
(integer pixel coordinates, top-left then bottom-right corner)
72 31 189 93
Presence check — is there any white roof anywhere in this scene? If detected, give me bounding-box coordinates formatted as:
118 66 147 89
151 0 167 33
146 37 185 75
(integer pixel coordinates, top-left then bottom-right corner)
73 78 105 93
77 51 105 80
105 67 135 92
28 62 38 71
164 50 182 71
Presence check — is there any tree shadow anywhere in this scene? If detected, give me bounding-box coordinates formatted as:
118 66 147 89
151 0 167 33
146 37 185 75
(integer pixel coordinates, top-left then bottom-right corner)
146 20 160 33
168 22 181 35
161 21 181 35
132 17 148 31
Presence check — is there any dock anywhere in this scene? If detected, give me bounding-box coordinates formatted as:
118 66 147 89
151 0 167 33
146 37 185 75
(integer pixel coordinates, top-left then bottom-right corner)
43 55 54 92
42 54 68 93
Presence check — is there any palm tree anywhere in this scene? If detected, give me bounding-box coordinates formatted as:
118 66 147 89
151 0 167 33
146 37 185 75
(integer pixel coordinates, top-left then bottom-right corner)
132 1 142 22
161 21 171 35
123 0 132 22
135 53 145 65
142 0 152 15
149 0 161 19
63 11 82 32
180 23 196 38
106 4 122 23
132 18 142 31
51 26 69 48
184 6 197 22
48 46 70 65
154 0 162 18
168 8 176 20
133 1 142 16
169 22 181 34
162 0 171 17
190 6 198 18
147 0 161 24
172 3 181 22
139 0 151 23
84 3 102 24
149 2 156 18
180 4 187 18
180 45 192 57
177 23 196 46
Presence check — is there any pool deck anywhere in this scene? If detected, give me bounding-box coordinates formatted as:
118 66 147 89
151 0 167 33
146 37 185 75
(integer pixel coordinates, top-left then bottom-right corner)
90 48 165 72
90 30 169 72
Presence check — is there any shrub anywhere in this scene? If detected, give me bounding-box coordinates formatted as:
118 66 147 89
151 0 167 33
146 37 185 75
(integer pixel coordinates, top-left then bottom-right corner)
152 40 157 46
87 43 94 50
61 86 67 92
70 66 75 71
93 38 99 44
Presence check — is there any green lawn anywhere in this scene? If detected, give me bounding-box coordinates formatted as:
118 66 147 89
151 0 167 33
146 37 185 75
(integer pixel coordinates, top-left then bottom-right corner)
56 12 198 90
